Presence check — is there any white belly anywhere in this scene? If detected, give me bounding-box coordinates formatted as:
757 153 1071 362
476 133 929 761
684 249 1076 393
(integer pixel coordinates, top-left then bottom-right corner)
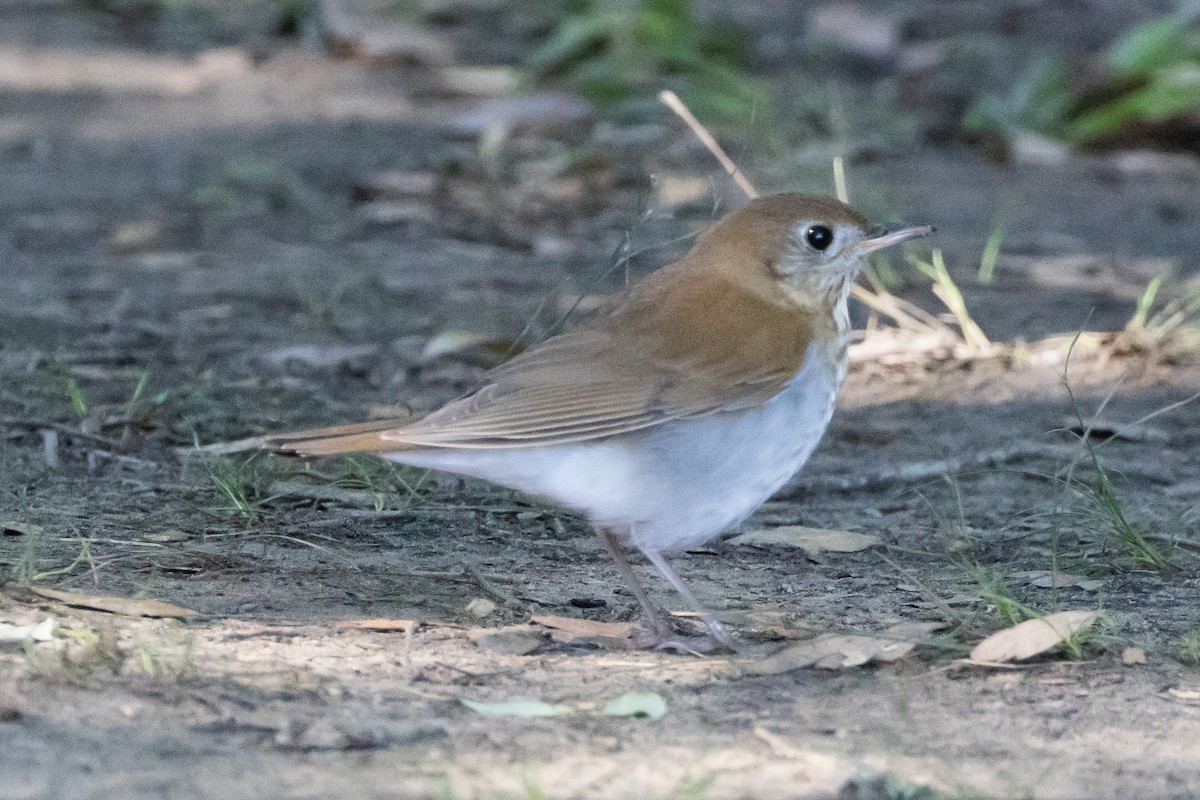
388 347 842 555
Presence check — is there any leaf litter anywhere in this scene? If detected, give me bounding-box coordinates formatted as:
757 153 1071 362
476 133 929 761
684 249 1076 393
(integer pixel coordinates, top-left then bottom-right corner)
969 610 1099 664
727 526 880 555
462 692 666 719
747 621 942 674
30 586 199 619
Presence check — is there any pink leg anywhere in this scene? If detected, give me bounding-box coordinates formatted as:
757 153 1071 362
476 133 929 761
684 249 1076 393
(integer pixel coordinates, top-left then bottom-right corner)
594 526 734 652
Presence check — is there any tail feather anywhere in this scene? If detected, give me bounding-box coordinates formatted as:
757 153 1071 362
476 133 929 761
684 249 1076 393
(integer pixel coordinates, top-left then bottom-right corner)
262 417 417 457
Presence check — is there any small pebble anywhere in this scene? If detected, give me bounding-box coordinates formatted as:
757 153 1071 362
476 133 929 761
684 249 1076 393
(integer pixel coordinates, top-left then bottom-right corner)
466 597 496 618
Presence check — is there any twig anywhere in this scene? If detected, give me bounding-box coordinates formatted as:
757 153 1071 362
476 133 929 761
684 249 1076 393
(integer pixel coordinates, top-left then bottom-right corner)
2 417 125 450
40 429 60 469
659 90 759 201
88 450 163 470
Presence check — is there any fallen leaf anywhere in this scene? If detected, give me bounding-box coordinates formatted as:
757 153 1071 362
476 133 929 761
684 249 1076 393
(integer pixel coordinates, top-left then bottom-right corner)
460 698 574 718
728 526 879 555
333 618 417 632
747 622 939 674
530 614 636 644
1008 570 1103 591
1121 646 1147 665
268 480 380 508
30 586 199 619
0 618 55 644
142 529 190 544
1164 687 1200 704
469 627 545 656
969 610 1098 664
654 175 711 209
724 609 809 640
602 692 666 720
1 521 43 537
438 66 520 97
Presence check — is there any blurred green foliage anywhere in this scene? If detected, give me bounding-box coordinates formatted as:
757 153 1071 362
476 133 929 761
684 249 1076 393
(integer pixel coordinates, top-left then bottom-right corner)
525 0 769 132
965 6 1200 149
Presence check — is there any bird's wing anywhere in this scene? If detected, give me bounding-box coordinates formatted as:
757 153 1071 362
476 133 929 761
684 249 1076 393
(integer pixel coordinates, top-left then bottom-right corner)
265 265 823 456
386 267 819 449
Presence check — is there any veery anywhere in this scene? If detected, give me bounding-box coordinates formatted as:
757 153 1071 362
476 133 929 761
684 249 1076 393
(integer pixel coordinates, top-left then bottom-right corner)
265 193 931 650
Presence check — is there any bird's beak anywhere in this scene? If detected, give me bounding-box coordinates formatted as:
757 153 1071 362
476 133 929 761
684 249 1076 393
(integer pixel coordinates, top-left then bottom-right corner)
848 225 934 257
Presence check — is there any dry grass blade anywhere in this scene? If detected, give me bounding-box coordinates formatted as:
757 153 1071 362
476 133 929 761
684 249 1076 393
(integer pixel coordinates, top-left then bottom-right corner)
908 249 992 355
659 90 758 200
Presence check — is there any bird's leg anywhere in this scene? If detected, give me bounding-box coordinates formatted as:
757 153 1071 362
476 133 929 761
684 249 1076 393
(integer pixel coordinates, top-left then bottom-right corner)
641 548 735 651
594 526 671 642
594 526 735 653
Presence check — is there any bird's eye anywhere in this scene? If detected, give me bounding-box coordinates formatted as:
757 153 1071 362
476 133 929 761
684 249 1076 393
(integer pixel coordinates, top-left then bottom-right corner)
805 224 833 251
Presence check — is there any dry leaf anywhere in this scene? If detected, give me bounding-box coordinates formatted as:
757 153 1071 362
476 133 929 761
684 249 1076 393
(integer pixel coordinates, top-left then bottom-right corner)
469 627 545 656
142 529 190 543
530 614 636 643
0 618 55 644
724 609 809 640
602 692 666 720
748 622 939 674
969 610 1098 664
1121 647 1147 665
1165 687 1200 703
30 586 199 619
333 618 417 632
1008 570 1103 591
728 526 879 555
269 480 380 508
654 175 711 209
461 698 573 717
437 66 520 97
1 521 43 537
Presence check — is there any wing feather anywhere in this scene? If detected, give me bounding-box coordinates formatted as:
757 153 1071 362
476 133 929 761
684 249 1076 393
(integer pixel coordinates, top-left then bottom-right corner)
261 193 855 456
378 263 821 448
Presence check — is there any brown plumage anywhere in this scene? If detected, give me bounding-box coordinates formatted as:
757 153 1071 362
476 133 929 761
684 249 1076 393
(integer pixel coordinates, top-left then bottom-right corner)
264 194 866 456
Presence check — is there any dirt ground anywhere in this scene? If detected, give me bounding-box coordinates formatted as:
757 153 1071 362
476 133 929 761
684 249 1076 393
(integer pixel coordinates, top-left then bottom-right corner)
2 2 1200 798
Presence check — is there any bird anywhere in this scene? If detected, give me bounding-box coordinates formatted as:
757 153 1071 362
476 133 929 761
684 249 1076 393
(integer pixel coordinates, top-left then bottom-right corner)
263 193 931 651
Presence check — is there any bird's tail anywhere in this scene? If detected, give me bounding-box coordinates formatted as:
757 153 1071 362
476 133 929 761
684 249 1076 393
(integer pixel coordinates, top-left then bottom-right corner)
260 418 419 457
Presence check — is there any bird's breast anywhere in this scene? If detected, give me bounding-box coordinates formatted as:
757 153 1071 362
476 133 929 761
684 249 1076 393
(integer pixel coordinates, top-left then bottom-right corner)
617 341 845 552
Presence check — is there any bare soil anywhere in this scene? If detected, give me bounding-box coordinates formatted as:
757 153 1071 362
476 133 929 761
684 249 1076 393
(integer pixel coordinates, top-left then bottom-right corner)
2 2 1199 799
